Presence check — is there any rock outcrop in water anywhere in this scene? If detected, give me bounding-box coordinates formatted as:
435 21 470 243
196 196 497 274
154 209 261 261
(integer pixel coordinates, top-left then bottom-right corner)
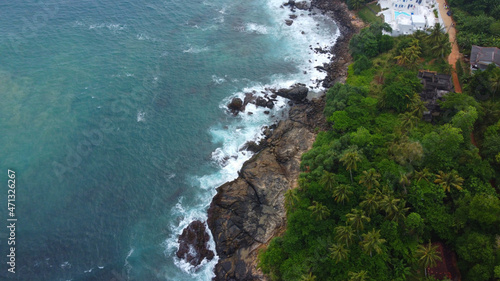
176 220 215 267
227 97 244 115
276 85 309 102
207 97 327 280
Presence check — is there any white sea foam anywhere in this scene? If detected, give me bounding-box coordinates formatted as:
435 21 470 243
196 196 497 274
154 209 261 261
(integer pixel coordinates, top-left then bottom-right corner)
88 23 126 33
137 110 146 122
136 33 150 41
60 261 72 269
211 75 226 85
162 200 219 279
164 0 339 279
182 45 209 53
268 0 339 86
245 23 270 34
72 21 84 27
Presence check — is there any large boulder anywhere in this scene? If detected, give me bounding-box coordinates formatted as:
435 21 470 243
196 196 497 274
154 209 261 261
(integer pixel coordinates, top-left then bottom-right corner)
176 220 215 267
276 85 308 102
227 97 244 114
295 1 310 10
255 96 268 107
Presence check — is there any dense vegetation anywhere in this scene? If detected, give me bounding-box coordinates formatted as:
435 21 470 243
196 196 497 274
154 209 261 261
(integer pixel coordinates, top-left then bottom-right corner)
259 20 500 281
448 0 500 54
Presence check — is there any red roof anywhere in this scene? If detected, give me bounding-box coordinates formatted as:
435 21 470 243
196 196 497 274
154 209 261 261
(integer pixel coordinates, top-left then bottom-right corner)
427 242 461 281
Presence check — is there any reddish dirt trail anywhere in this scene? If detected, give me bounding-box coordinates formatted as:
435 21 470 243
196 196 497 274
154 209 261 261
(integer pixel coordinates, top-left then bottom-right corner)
436 0 462 93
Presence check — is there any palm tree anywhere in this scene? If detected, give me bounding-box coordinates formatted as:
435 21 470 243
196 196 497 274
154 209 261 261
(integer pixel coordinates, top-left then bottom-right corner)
395 39 421 67
426 23 446 47
412 30 427 43
392 200 409 224
434 170 464 193
320 170 337 192
359 192 381 216
489 69 500 97
399 111 420 131
415 241 442 277
431 36 452 59
330 243 350 264
348 270 369 281
360 229 386 257
399 172 412 194
346 209 371 233
370 22 393 34
334 225 355 247
379 195 400 220
284 189 299 211
340 148 362 183
332 184 353 205
358 169 381 190
395 48 412 66
308 201 330 221
347 0 365 10
414 168 432 183
300 272 317 281
409 93 426 119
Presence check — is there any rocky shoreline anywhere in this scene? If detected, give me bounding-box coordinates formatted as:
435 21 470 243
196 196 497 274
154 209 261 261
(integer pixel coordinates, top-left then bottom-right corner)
177 0 362 280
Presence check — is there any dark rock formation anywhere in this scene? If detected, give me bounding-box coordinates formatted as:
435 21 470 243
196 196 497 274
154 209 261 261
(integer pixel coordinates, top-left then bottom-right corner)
207 97 327 280
228 97 244 114
176 220 215 267
285 19 293 26
276 85 308 102
265 100 274 109
240 141 264 153
294 1 310 10
255 96 268 107
244 92 257 106
310 0 363 87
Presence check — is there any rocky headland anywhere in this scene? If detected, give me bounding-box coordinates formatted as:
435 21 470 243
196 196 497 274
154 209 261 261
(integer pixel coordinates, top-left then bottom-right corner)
177 0 362 280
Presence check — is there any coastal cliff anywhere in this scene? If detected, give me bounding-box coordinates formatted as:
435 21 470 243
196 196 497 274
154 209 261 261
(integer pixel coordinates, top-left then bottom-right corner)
178 0 361 280
207 97 328 280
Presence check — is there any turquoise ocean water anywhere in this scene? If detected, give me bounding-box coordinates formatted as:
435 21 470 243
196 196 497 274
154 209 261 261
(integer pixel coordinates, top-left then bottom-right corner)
0 0 338 280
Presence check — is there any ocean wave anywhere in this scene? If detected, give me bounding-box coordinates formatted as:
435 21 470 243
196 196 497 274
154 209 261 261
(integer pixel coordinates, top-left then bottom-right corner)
245 23 270 34
162 200 219 278
267 0 340 87
182 45 210 53
60 261 72 269
211 75 226 85
136 33 152 41
88 23 127 33
137 110 146 122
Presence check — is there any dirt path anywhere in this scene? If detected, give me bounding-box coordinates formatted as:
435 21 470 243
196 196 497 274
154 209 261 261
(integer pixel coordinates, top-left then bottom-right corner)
436 0 462 93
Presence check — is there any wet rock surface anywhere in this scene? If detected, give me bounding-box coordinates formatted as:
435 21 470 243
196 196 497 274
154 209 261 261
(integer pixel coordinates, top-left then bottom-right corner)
227 97 244 114
276 85 309 102
176 220 215 267
208 98 327 280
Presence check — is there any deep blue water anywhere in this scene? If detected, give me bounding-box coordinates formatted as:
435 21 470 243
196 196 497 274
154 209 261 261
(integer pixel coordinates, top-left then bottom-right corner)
0 0 338 280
